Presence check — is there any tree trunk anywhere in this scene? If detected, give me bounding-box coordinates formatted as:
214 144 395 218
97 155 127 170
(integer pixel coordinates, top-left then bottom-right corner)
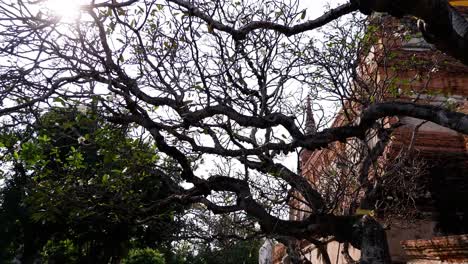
353 216 392 264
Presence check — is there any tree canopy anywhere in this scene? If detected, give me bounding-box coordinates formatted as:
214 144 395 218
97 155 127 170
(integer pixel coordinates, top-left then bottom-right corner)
0 108 183 262
0 0 467 263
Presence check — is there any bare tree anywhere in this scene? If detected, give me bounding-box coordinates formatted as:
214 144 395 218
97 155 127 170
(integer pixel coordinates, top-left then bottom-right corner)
0 0 467 263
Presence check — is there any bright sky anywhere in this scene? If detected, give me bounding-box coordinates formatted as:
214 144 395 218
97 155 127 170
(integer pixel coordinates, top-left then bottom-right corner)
302 0 348 17
0 0 355 187
276 0 350 172
43 0 349 23
302 0 332 14
45 0 84 21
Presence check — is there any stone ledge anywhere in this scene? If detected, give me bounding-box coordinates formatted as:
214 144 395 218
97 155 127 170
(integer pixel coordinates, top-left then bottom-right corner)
401 234 468 263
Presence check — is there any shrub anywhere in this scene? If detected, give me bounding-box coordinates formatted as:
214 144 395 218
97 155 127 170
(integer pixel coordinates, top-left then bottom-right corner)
123 248 165 264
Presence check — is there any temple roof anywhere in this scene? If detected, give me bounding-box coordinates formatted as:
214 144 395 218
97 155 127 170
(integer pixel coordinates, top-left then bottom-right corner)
450 0 468 6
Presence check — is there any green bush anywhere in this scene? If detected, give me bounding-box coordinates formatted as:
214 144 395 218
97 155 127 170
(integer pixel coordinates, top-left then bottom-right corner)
123 248 165 264
41 239 79 263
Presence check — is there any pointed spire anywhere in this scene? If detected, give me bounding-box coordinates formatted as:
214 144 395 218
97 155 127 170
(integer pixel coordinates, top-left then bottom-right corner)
305 95 316 135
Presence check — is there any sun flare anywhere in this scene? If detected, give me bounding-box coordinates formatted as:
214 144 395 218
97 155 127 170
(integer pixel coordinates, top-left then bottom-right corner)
44 0 86 22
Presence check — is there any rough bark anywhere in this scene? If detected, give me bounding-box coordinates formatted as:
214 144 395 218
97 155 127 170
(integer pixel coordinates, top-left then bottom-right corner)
353 216 392 264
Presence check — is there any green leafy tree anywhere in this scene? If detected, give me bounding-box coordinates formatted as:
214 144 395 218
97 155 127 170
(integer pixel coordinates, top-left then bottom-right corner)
40 239 80 264
123 248 165 264
0 107 183 263
187 240 261 264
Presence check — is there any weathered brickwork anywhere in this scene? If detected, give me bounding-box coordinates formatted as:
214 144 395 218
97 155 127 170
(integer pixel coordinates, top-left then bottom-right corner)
274 4 468 263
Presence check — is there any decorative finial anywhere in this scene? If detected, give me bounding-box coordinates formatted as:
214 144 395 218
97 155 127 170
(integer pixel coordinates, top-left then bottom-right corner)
305 95 316 135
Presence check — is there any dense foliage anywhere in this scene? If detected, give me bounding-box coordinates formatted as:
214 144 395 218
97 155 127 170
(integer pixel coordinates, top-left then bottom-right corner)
123 248 166 264
0 108 183 262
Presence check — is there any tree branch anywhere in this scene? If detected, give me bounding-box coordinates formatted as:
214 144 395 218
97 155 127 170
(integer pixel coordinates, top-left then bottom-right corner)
168 0 358 40
353 0 468 65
